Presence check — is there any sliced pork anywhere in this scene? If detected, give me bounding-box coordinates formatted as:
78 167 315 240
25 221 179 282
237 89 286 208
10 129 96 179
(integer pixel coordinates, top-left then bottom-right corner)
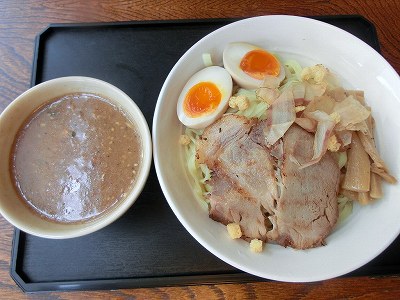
196 114 341 249
198 115 277 240
266 125 340 249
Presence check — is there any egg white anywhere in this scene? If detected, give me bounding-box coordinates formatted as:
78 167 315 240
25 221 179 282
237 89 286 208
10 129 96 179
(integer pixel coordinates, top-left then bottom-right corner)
223 42 285 89
177 66 233 129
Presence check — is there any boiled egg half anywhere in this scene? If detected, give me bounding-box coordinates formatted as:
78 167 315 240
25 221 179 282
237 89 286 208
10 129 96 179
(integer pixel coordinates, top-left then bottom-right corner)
177 66 233 129
223 42 285 89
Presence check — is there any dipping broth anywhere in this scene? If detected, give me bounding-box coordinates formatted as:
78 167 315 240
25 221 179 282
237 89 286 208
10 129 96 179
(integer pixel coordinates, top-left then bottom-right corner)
10 93 142 223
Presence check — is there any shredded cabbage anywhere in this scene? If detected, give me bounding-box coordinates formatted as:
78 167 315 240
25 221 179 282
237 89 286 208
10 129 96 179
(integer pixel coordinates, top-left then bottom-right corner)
338 195 353 223
236 101 269 119
336 151 348 169
285 59 303 81
202 53 213 67
226 88 269 119
183 128 210 208
279 60 303 92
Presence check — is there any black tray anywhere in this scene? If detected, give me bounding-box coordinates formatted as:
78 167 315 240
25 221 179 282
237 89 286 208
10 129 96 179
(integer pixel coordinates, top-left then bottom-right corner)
10 16 399 293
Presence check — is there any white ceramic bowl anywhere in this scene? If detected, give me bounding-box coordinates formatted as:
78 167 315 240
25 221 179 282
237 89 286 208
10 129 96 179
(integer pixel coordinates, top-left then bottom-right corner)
0 76 152 239
153 15 400 282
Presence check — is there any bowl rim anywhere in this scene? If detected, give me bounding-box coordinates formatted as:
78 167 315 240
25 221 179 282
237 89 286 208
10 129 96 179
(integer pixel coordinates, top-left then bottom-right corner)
152 15 400 282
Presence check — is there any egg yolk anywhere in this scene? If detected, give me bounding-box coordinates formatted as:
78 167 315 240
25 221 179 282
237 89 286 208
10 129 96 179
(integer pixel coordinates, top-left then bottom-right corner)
240 49 280 79
183 82 221 118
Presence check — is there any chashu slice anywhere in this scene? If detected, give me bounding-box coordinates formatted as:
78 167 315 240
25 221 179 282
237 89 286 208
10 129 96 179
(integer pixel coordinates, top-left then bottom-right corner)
197 114 278 241
207 168 270 240
266 125 340 249
196 114 340 249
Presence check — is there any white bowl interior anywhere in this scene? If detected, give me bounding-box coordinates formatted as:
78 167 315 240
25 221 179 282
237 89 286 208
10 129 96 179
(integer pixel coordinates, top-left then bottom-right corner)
0 76 152 238
153 15 400 282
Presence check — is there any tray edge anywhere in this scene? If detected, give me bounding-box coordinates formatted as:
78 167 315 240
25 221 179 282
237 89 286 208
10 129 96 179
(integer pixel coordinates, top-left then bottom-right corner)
9 14 391 293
